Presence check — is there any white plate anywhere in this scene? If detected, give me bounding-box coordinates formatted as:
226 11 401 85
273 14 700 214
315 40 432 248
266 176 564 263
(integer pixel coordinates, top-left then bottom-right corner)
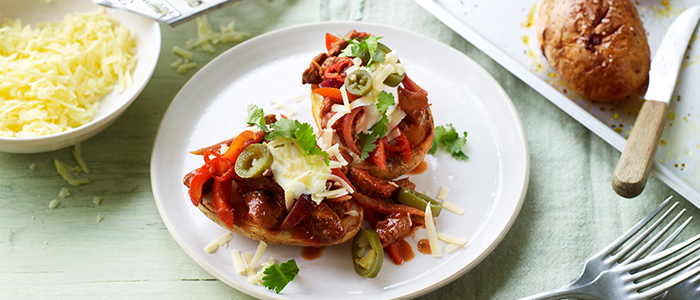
0 0 160 153
151 22 529 299
416 0 700 206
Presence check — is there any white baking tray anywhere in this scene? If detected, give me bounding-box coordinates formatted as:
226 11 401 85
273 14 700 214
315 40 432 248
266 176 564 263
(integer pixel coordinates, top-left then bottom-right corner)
416 0 700 207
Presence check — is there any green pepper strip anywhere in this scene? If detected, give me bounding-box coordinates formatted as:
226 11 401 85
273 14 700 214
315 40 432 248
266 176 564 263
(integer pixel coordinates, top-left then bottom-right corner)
352 228 384 278
396 187 442 217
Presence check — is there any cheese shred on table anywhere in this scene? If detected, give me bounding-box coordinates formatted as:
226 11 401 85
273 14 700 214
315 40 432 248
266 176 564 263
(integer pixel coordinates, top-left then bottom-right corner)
0 8 138 137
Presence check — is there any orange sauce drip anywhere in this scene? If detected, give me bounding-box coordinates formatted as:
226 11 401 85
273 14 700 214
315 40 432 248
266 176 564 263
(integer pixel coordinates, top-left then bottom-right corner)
417 239 432 255
301 246 325 260
406 160 428 175
388 239 415 265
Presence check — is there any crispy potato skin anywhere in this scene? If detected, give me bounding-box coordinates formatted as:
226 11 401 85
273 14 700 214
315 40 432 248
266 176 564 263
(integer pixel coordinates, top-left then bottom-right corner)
536 0 650 101
311 92 434 180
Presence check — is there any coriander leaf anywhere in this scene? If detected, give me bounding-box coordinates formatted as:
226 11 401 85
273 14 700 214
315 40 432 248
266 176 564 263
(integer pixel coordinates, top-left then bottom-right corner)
339 38 363 58
358 132 378 161
339 34 384 66
362 35 384 65
430 124 469 160
369 114 389 138
246 104 271 134
295 122 331 165
262 259 299 294
376 91 395 114
270 118 299 140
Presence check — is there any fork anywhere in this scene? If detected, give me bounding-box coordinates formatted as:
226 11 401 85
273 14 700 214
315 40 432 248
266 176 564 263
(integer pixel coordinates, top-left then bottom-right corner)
657 258 700 299
519 196 700 299
520 231 700 299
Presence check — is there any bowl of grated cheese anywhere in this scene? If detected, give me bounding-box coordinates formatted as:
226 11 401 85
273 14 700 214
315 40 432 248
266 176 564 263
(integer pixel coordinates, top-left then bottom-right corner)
0 0 160 153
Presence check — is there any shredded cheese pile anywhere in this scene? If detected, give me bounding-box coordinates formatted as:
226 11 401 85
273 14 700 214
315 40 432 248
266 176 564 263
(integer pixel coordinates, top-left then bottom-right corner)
0 8 138 137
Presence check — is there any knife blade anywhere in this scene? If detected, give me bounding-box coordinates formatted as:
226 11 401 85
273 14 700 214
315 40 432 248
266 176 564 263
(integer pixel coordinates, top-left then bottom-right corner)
92 0 241 27
612 6 700 198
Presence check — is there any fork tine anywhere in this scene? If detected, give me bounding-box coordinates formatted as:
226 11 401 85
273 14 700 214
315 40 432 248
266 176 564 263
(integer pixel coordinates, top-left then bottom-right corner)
631 240 700 289
637 256 700 298
598 196 674 258
619 204 684 264
648 216 693 256
624 232 700 273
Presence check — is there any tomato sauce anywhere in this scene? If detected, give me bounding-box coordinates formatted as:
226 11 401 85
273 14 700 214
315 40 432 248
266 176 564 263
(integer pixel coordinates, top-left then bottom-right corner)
301 246 325 260
386 239 415 265
417 238 432 255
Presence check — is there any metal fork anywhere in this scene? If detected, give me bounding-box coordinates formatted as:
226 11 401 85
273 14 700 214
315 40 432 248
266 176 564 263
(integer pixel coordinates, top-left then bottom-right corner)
519 196 700 299
658 259 700 299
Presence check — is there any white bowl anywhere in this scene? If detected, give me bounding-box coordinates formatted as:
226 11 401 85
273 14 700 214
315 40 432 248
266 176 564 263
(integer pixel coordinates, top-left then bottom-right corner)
0 0 160 153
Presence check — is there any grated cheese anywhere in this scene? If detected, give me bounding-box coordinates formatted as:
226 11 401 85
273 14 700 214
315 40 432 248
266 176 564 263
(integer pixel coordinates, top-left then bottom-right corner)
231 249 249 274
444 243 461 253
71 143 89 173
172 46 193 60
436 232 468 246
203 232 233 254
48 199 60 209
245 241 268 277
176 62 198 74
58 187 70 198
437 186 450 201
0 9 138 137
442 200 465 215
425 205 442 258
170 58 184 69
54 159 89 186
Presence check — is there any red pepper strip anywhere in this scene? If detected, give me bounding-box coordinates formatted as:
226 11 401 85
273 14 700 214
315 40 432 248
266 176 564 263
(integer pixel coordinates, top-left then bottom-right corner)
313 87 359 104
325 32 343 52
212 179 234 228
369 138 386 170
401 74 428 96
188 165 211 206
204 150 236 182
342 107 363 155
222 130 264 167
313 87 344 103
324 57 353 82
353 193 425 217
384 131 411 163
331 168 355 193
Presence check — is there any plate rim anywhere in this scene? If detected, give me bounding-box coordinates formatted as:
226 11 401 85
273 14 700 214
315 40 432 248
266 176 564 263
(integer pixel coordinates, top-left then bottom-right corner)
150 20 529 299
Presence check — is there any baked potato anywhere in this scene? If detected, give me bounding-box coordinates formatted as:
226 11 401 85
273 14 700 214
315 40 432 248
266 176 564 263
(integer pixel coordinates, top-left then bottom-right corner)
184 113 363 247
303 30 434 180
536 0 650 101
197 192 364 247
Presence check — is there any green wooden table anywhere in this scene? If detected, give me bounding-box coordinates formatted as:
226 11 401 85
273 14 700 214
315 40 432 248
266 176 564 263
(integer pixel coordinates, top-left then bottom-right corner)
2 0 698 299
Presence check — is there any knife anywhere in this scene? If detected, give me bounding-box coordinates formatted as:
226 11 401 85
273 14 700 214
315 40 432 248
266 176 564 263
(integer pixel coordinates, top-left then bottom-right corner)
612 6 700 198
92 0 241 26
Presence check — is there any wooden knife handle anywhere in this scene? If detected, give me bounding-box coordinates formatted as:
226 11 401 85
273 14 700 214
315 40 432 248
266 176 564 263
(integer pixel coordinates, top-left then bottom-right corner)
612 100 669 198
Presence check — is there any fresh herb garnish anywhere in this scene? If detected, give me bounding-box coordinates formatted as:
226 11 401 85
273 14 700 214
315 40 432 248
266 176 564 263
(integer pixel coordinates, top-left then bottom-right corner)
339 34 385 66
429 124 469 160
358 132 378 160
246 104 330 165
262 259 299 294
357 91 395 160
